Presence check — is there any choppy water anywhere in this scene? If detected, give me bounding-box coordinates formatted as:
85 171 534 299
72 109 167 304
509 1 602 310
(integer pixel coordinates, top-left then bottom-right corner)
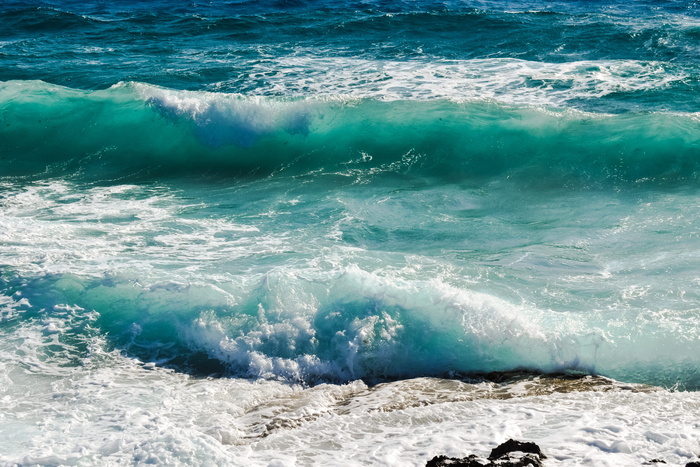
2 1 700 465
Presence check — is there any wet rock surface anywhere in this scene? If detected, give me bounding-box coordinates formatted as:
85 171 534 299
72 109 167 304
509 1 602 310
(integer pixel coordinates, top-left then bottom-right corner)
487 440 546 461
427 439 546 467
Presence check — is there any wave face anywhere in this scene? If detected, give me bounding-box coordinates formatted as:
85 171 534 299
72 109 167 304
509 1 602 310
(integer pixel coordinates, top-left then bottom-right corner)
3 80 700 186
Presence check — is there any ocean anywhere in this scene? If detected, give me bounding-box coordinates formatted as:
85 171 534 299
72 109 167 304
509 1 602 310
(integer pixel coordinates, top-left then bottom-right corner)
1 0 700 465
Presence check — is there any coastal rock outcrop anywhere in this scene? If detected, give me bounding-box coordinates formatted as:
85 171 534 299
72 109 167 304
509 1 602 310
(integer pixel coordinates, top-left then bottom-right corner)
427 439 546 467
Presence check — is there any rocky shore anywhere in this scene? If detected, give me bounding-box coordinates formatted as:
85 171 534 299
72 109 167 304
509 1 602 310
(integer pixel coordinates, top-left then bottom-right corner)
427 439 700 467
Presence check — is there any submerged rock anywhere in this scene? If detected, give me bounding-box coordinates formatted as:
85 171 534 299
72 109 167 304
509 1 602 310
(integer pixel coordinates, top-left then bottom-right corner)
427 439 546 467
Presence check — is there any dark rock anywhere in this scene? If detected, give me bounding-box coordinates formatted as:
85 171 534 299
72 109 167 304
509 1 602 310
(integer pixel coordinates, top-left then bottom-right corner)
489 439 546 460
427 439 546 467
492 454 544 467
426 454 484 467
686 462 700 467
642 460 666 465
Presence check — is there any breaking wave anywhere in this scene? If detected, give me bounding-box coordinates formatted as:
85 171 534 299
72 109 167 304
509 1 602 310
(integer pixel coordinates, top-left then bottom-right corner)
2 80 700 186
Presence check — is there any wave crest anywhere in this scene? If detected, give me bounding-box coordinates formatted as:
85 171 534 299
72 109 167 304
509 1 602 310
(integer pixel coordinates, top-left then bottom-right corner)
2 80 700 186
4 265 699 389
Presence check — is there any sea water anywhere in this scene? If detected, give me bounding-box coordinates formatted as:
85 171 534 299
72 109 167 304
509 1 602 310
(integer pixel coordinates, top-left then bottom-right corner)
1 1 700 465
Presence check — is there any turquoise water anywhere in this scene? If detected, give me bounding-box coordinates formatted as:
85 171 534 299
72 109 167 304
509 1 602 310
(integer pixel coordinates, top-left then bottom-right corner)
5 2 700 465
2 1 700 392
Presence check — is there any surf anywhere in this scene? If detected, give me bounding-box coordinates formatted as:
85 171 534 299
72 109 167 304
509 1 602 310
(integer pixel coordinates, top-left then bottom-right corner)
2 80 700 187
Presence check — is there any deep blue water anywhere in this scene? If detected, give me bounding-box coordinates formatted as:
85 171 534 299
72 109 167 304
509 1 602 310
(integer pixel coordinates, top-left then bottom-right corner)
2 0 700 111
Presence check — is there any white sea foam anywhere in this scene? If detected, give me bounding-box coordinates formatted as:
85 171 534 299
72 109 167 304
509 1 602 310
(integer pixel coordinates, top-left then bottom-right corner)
211 56 687 107
0 345 698 467
111 56 690 111
0 181 281 279
130 82 313 147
